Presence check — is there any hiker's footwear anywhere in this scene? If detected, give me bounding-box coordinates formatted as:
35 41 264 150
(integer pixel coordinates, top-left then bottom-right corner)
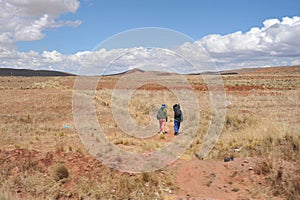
224 157 230 162
174 132 178 136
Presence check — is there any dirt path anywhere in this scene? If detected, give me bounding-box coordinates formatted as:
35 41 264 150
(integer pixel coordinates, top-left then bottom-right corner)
169 157 283 200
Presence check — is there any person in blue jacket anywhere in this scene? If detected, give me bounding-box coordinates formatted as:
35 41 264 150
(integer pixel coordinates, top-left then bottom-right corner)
173 104 183 135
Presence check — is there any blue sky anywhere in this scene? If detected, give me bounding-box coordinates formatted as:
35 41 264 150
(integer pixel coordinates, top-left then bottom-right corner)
17 0 300 53
1 0 300 74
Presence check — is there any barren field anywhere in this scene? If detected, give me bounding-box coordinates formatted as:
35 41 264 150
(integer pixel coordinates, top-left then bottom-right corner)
0 66 299 199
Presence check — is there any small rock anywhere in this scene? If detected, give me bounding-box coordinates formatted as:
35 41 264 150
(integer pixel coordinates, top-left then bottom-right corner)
248 167 253 170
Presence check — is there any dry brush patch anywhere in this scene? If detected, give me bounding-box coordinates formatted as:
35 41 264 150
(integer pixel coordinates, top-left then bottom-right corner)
0 149 177 199
0 77 81 153
253 135 300 200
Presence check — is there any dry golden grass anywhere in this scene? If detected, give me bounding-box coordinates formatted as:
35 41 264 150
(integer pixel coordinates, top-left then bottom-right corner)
0 68 299 199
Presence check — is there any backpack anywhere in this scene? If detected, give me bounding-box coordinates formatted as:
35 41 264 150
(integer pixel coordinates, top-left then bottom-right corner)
174 107 181 117
175 107 181 117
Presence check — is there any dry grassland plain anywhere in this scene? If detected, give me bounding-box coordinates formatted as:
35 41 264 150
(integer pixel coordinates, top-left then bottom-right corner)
0 66 299 199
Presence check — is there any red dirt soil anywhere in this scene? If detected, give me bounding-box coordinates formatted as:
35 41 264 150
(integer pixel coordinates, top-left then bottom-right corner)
172 158 283 200
0 148 283 200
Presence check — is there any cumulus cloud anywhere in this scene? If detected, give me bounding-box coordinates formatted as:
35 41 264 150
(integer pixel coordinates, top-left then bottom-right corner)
197 16 300 69
200 16 300 54
0 0 80 46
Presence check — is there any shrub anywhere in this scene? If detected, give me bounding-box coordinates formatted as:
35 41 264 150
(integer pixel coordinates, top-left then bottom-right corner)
52 163 69 181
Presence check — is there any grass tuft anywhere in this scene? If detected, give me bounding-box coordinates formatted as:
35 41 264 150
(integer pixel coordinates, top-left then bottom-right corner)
51 163 69 181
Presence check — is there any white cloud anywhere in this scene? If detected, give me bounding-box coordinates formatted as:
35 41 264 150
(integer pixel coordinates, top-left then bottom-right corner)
200 16 300 55
196 16 300 69
42 50 63 62
110 48 191 74
5 0 79 17
15 14 49 41
0 0 81 45
263 18 280 28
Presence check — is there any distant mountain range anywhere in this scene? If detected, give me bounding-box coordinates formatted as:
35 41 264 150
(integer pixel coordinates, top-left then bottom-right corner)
109 65 300 76
0 65 299 77
103 68 179 76
188 65 300 75
0 68 75 76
